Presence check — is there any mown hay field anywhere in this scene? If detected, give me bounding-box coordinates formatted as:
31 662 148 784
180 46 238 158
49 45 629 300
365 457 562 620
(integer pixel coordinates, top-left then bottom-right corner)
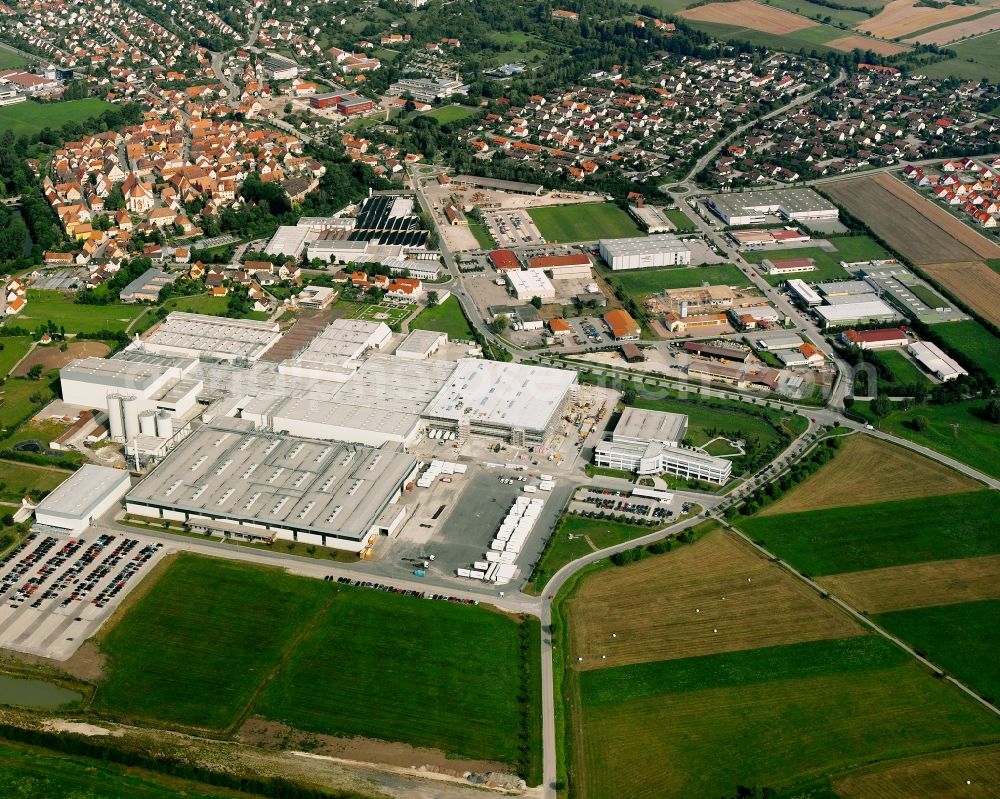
819 555 1000 613
680 0 817 33
833 742 1000 798
906 10 1000 44
759 435 983 516
567 531 861 669
859 0 990 39
828 34 908 54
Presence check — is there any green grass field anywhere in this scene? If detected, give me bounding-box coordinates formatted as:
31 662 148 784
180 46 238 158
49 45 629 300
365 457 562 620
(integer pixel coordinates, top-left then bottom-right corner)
572 642 1000 798
18 291 144 334
609 263 748 300
424 104 478 124
664 207 696 232
525 515 655 595
0 460 71 502
0 337 33 377
409 295 474 340
683 19 847 55
932 320 1000 383
0 377 55 432
922 31 1000 81
256 588 539 769
162 294 269 321
763 0 871 26
0 98 114 136
871 349 931 390
0 740 263 799
745 236 890 285
740 490 1000 577
96 555 540 775
529 203 643 243
467 218 497 249
853 399 1000 479
0 50 28 70
875 600 1000 703
95 555 331 729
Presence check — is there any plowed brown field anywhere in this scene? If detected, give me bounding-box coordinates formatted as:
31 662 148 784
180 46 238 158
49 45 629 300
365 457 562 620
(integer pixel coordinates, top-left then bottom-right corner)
920 262 1000 327
860 0 987 39
828 35 907 54
567 530 861 670
822 173 1000 265
905 10 1000 44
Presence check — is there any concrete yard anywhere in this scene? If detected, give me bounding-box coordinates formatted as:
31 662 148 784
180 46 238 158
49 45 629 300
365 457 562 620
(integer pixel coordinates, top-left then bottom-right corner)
0 530 165 660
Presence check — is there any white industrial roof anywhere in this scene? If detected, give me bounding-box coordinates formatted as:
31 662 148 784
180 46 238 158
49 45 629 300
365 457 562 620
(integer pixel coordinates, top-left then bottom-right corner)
423 360 577 432
613 407 687 444
143 313 282 361
506 269 554 295
61 357 165 392
126 425 417 541
815 299 898 322
600 233 689 256
35 465 130 521
265 225 314 256
289 318 391 370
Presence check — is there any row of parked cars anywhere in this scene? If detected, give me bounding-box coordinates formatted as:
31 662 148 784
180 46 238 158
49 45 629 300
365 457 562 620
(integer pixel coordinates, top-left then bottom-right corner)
327 575 479 605
91 542 161 610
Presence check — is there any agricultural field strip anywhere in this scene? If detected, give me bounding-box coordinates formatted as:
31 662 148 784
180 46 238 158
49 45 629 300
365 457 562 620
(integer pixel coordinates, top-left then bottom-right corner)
679 0 818 33
759 435 982 516
740 490 1000 576
579 635 904 704
567 532 862 669
818 555 1000 613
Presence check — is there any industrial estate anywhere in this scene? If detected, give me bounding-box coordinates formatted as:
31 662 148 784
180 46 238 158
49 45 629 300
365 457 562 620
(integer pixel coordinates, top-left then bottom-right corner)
0 0 997 798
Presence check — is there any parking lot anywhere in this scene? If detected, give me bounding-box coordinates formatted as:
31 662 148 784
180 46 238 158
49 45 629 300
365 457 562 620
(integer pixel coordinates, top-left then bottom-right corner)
483 209 545 247
570 487 686 525
0 531 165 660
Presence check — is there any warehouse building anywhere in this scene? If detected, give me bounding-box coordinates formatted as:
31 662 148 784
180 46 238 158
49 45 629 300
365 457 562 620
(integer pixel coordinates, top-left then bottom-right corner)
142 313 283 363
683 341 751 363
814 298 900 329
706 189 838 226
908 341 967 381
124 421 419 553
761 257 816 276
787 279 822 307
527 253 592 279
278 318 392 381
394 329 446 359
754 330 804 351
841 328 908 350
451 175 544 196
33 465 132 534
594 407 732 484
603 309 641 341
628 204 673 233
506 268 555 300
119 268 177 303
489 249 521 271
599 234 691 270
422 359 577 446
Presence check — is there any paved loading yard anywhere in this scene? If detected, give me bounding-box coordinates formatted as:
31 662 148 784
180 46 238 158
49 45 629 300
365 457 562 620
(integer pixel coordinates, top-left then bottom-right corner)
0 531 165 660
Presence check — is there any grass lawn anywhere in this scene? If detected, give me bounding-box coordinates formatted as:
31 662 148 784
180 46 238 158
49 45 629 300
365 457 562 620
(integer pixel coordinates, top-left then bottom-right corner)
162 294 269 321
682 19 846 54
932 320 1000 383
256 587 541 773
745 236 890 285
424 104 478 124
0 740 262 799
764 0 870 26
921 31 1000 81
571 641 1000 798
0 336 33 377
740 490 1000 576
94 555 331 730
0 98 114 136
664 207 696 232
409 296 474 340
525 515 655 595
875 600 1000 704
608 262 747 301
529 203 643 244
0 460 71 502
18 290 144 334
347 300 414 328
0 50 28 70
853 398 1000 479
871 349 931 390
0 377 56 432
467 218 497 249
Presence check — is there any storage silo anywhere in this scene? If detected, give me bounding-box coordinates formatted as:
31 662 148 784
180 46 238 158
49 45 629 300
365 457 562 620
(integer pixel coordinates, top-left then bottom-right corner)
139 410 157 437
107 394 126 440
155 410 173 439
121 395 141 440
